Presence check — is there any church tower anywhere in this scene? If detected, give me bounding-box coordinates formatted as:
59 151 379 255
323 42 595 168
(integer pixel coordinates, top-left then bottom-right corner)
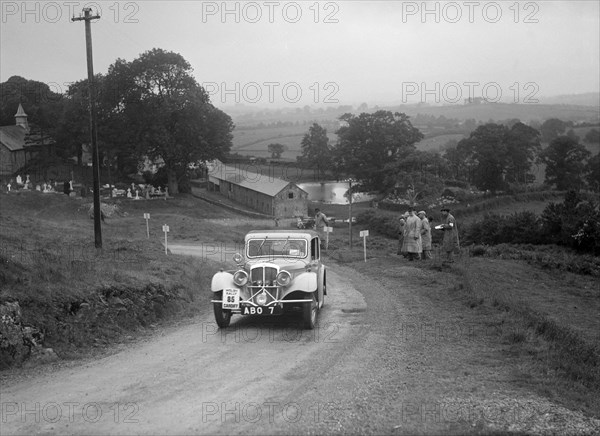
14 103 29 131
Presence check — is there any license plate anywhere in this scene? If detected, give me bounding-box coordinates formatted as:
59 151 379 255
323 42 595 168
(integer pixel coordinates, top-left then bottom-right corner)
222 288 240 309
242 305 282 315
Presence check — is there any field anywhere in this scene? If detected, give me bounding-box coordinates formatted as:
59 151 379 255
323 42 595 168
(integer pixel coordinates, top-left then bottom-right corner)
230 120 599 163
415 133 466 152
232 125 337 161
572 126 600 155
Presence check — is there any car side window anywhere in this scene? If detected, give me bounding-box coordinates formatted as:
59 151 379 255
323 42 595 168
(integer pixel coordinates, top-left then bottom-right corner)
311 238 320 261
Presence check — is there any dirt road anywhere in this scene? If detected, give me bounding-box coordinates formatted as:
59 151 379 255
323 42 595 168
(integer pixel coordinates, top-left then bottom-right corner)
1 252 369 435
2 246 599 435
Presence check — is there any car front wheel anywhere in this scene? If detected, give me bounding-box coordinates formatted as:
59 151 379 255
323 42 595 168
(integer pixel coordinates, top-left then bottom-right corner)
213 291 232 328
303 292 318 330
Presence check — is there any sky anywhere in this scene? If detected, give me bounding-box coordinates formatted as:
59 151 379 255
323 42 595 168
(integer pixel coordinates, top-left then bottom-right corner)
1 1 599 108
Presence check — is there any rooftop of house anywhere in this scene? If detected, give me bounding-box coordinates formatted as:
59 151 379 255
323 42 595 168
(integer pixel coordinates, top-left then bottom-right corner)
207 160 308 197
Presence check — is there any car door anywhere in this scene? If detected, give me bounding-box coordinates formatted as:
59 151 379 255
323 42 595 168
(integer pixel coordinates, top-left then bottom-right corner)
310 237 324 305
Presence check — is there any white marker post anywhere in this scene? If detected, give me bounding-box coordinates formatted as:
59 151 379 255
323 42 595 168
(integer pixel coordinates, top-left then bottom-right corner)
359 230 369 262
324 226 333 250
162 224 170 254
144 213 150 238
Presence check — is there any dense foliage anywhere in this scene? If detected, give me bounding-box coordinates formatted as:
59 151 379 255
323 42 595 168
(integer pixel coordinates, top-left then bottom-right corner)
463 191 600 255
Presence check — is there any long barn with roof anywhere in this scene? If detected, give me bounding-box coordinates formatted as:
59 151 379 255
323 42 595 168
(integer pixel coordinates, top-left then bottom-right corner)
207 160 308 218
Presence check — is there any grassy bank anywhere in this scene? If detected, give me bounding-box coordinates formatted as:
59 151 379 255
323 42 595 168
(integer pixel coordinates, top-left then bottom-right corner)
320 224 600 418
0 190 240 368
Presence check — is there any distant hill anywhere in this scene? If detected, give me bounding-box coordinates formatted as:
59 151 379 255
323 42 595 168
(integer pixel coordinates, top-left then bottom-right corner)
380 102 599 124
539 93 599 107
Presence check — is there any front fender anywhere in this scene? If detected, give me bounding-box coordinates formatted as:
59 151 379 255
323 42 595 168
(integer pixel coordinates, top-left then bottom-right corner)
285 271 317 294
211 271 235 292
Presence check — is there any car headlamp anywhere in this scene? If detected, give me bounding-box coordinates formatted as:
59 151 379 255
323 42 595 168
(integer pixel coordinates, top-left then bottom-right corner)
233 270 248 286
276 270 292 287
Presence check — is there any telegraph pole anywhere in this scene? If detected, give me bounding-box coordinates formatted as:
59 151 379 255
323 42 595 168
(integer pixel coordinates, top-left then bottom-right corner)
72 8 102 249
348 179 353 249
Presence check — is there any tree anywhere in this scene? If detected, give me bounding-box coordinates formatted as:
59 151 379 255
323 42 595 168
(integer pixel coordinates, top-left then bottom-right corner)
299 123 331 178
0 76 63 127
333 111 423 192
385 149 448 200
504 122 541 184
444 145 471 181
584 128 600 144
454 123 541 192
456 124 509 192
106 49 233 194
267 143 285 159
585 154 600 191
540 136 591 190
540 118 567 143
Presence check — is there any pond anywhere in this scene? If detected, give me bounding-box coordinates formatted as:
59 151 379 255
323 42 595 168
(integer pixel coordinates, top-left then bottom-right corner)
297 182 375 204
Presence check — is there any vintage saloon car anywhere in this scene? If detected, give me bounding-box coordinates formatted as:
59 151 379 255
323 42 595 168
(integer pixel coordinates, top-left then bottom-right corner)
210 230 326 329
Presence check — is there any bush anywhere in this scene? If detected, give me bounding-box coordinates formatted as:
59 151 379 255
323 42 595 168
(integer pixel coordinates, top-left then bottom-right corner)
540 191 600 255
470 245 488 256
356 210 400 239
444 179 469 189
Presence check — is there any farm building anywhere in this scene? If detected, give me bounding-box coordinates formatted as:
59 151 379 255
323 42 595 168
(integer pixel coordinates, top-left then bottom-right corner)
0 104 55 177
207 160 308 217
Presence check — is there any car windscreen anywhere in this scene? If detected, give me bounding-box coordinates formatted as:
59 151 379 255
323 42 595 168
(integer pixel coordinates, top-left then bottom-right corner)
247 238 308 258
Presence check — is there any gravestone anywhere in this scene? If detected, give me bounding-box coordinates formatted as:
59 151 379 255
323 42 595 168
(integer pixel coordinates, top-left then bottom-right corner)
135 189 140 200
16 175 22 185
127 188 132 198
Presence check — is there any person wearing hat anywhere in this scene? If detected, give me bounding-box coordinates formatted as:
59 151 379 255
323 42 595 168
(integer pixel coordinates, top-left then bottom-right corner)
404 208 422 261
398 211 410 257
439 207 460 263
418 210 432 260
397 214 406 256
314 208 329 247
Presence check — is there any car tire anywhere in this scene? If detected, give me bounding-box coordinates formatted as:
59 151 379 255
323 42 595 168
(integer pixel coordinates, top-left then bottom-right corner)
303 292 318 330
213 291 232 328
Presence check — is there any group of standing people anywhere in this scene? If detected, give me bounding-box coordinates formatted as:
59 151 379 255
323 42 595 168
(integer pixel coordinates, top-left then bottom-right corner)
397 207 460 263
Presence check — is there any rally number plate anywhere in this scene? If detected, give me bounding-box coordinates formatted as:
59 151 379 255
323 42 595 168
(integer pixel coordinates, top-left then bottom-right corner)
242 306 282 316
222 288 240 309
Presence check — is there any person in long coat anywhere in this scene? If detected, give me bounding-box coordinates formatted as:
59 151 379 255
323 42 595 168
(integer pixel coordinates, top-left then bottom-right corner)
440 207 460 262
404 208 422 261
418 210 432 260
397 216 406 256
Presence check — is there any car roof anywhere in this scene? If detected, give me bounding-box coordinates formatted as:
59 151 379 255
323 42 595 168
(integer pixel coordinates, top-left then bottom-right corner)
246 229 320 239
